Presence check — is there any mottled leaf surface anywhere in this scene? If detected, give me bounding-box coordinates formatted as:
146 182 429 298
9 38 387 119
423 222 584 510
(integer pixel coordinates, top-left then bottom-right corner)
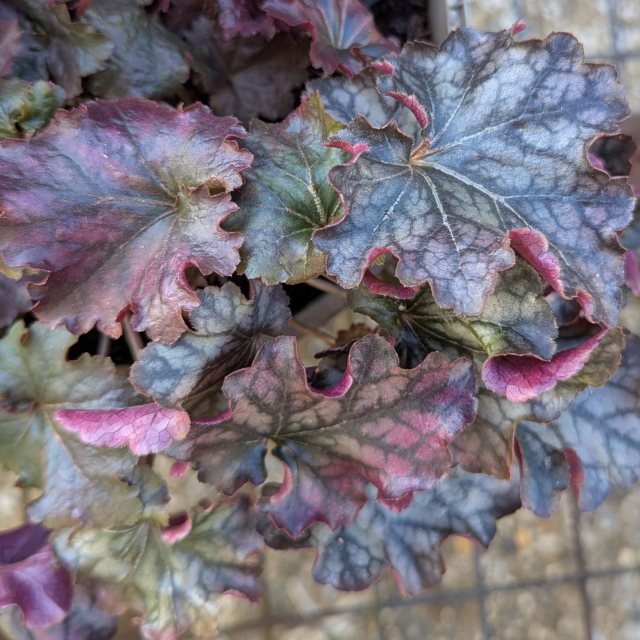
307 67 419 140
314 30 633 323
267 469 520 594
53 498 262 639
218 0 278 39
261 0 396 75
452 328 624 479
169 335 476 535
56 403 191 456
0 99 252 342
224 94 347 283
0 322 143 527
184 17 309 123
349 259 557 364
82 0 190 99
0 524 72 629
517 332 640 515
0 78 63 139
3 0 112 97
131 282 290 408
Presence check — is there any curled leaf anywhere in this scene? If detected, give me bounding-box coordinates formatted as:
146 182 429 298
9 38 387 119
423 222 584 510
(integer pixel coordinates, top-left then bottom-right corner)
0 99 252 343
0 524 72 629
261 0 397 75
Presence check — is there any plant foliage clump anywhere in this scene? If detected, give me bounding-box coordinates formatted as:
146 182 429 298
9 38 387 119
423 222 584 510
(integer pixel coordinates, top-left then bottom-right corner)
0 1 638 638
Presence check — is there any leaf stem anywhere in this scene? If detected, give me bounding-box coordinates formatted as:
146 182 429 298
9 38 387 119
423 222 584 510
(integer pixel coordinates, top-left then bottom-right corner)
306 277 347 300
122 316 143 360
289 318 335 344
97 332 110 357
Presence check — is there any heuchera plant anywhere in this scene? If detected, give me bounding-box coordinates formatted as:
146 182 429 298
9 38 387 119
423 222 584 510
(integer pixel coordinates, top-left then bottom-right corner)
0 0 638 637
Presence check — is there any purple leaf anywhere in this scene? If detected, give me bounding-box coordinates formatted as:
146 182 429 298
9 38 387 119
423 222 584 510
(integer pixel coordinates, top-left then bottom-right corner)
184 16 309 123
0 524 72 629
261 0 397 75
0 322 146 527
0 99 252 343
264 468 520 594
313 30 633 324
53 497 263 639
130 282 291 409
223 93 348 284
218 0 278 39
169 334 477 536
517 332 640 515
56 403 191 456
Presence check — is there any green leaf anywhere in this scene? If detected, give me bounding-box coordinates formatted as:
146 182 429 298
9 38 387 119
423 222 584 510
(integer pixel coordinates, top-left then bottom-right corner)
0 78 64 139
224 93 347 284
53 498 263 639
0 321 143 527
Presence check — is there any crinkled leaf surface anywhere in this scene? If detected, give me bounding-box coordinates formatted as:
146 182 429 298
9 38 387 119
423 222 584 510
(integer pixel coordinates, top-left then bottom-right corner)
0 99 252 342
0 78 64 139
452 327 624 479
517 332 640 516
307 67 419 139
0 322 144 527
184 17 309 123
56 403 191 456
131 282 290 409
82 0 190 99
265 468 520 594
169 334 476 536
224 94 347 284
261 0 396 75
314 29 633 323
218 0 278 39
53 498 262 640
3 0 113 97
0 524 72 629
349 259 557 364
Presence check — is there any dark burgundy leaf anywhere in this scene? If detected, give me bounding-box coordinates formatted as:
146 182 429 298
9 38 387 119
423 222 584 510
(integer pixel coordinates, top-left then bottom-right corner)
0 18 20 76
0 99 252 343
184 16 309 123
314 30 633 324
0 524 72 629
261 0 397 75
0 272 32 328
169 334 476 535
